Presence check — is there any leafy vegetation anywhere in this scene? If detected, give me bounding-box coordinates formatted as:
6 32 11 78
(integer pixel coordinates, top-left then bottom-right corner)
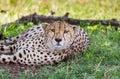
0 0 120 79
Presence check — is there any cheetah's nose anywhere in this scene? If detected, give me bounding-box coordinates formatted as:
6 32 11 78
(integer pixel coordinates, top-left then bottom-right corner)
55 38 62 43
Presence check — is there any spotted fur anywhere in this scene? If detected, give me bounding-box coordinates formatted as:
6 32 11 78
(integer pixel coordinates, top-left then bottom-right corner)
0 21 90 66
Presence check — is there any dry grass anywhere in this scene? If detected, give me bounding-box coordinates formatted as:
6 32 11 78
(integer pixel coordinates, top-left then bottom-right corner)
0 0 120 24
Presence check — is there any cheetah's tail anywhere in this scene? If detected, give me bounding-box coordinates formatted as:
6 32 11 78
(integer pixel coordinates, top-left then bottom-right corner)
0 54 17 63
0 37 17 45
0 44 17 63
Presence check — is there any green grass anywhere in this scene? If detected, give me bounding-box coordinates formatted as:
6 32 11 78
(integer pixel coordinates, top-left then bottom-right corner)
0 0 120 79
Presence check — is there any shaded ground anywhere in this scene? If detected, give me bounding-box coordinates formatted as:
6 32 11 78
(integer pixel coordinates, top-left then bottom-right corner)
0 63 40 73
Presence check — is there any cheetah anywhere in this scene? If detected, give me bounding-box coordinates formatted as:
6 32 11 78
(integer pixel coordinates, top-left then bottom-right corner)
0 21 90 66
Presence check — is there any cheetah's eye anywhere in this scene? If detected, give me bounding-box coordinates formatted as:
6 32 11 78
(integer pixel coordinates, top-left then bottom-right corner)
51 29 55 32
64 30 69 33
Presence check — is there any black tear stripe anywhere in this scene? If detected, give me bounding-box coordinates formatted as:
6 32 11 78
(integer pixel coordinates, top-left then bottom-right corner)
51 32 55 40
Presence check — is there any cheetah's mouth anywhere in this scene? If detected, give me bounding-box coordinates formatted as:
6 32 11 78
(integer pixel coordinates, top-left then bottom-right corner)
56 43 61 46
54 43 62 48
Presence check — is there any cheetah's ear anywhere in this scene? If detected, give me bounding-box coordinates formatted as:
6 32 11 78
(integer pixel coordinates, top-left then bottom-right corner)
42 23 48 31
71 25 79 34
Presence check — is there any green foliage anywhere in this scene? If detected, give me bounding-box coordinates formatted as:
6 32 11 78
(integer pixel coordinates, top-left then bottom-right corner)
0 22 34 37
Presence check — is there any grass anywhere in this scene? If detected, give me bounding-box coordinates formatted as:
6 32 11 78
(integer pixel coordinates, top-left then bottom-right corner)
0 0 120 79
0 0 120 24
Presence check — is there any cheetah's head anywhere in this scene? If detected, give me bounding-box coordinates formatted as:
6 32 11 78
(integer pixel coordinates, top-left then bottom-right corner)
44 21 79 51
